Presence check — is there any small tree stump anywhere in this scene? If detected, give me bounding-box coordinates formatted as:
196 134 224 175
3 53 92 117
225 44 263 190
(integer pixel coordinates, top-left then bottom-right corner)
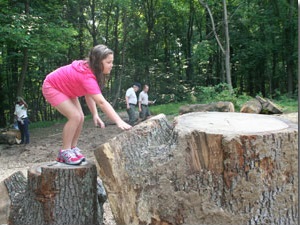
94 113 298 225
179 101 234 114
4 161 105 225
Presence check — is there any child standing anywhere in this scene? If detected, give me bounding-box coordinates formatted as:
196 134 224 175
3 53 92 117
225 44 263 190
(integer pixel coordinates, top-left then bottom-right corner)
42 45 131 165
14 97 30 144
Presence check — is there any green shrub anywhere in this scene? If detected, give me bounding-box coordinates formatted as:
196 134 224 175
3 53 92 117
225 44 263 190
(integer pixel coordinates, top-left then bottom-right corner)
29 120 59 129
272 95 298 113
150 102 187 116
191 83 252 111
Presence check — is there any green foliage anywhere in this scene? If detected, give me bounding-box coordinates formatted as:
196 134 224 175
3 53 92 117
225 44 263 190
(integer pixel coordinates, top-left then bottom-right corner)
150 102 187 116
0 0 297 125
150 94 297 118
272 95 298 113
29 120 60 129
191 83 251 110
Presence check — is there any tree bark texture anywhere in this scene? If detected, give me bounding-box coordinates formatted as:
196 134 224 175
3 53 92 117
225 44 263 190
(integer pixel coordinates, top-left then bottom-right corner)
0 171 26 224
94 113 298 225
179 101 234 115
4 161 105 225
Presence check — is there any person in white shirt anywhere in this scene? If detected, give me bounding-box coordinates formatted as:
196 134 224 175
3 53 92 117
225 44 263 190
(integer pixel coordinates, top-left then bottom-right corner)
138 85 155 121
125 82 141 125
14 96 30 144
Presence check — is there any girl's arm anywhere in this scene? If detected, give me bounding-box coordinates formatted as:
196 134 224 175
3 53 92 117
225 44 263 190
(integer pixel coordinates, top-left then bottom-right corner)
87 93 131 130
85 95 105 128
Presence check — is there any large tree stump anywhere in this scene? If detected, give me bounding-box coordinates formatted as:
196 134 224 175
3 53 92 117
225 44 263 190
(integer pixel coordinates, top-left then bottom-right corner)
94 113 298 225
3 161 106 225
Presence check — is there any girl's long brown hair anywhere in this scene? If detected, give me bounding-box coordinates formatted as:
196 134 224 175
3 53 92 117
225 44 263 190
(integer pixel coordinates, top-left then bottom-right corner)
87 44 113 89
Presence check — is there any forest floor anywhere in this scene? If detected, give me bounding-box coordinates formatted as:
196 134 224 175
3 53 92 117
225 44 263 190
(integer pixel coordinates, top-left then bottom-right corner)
0 111 298 225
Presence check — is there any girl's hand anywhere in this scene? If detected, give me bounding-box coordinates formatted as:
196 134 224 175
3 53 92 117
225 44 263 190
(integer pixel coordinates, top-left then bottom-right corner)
93 115 105 128
116 120 132 130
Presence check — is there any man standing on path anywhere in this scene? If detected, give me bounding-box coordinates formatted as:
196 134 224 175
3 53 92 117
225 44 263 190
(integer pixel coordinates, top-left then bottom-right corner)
125 82 141 126
138 84 155 121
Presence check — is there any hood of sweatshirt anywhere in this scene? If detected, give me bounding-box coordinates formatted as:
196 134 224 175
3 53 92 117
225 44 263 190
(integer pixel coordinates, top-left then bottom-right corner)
71 60 91 74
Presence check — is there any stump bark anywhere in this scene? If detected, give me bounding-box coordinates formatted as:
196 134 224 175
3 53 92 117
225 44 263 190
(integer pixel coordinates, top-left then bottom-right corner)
94 113 298 225
3 161 105 225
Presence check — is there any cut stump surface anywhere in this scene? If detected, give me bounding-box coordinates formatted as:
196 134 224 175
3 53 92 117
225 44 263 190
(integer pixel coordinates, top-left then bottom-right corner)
177 112 289 134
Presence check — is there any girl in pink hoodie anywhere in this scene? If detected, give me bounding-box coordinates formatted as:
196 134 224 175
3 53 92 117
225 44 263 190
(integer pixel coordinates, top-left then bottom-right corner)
42 45 131 165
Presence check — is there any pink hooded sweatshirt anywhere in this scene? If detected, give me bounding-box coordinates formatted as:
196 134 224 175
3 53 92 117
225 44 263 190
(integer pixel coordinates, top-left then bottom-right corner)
42 60 101 106
45 60 101 98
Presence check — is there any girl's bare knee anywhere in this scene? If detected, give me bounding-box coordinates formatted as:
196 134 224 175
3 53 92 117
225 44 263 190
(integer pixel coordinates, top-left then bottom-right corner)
69 112 84 123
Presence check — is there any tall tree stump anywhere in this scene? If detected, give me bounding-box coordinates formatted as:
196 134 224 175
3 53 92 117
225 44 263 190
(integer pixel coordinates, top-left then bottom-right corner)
94 113 298 225
4 161 104 225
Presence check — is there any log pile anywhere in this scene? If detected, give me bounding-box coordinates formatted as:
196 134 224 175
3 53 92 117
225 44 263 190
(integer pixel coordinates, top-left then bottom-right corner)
179 101 234 114
240 95 283 114
94 113 298 225
0 129 21 145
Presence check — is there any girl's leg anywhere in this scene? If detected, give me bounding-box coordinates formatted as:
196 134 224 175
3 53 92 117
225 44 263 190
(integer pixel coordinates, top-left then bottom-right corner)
69 98 84 148
55 98 84 150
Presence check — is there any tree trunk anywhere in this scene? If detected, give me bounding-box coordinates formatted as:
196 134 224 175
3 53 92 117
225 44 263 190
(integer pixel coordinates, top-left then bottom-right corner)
94 113 298 225
0 69 6 127
4 161 105 225
286 0 295 96
186 0 194 82
111 7 125 108
223 0 233 92
179 101 234 114
17 0 30 97
199 0 233 91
